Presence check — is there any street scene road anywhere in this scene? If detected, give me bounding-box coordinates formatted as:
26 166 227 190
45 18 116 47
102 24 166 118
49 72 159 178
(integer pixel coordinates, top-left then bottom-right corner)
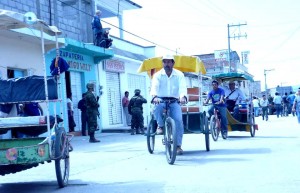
1 115 300 193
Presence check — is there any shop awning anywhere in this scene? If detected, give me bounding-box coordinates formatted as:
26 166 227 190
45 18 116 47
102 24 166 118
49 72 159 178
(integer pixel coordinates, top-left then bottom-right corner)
61 38 114 63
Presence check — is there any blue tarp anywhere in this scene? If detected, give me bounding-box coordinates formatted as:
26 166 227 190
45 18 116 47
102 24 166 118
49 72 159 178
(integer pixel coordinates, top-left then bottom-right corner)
0 75 58 103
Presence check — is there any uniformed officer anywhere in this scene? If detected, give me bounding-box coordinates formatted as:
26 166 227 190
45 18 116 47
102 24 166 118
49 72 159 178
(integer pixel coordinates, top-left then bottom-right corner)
85 83 100 143
128 89 147 135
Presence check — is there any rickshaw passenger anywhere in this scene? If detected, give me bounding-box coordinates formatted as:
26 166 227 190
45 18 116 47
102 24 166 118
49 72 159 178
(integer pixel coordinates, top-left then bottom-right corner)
150 54 187 155
204 80 228 137
224 81 246 119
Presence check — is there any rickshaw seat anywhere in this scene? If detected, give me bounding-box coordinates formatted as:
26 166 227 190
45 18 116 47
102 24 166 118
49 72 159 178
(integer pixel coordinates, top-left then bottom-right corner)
226 109 247 125
182 87 200 113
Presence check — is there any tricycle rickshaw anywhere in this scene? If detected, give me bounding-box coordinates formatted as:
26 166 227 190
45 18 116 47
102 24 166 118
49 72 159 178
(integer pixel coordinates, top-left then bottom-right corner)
210 72 258 140
138 55 210 165
0 10 72 187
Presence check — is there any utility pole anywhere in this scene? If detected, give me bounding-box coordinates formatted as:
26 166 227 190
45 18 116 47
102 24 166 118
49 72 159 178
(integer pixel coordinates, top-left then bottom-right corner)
264 69 275 96
227 23 247 72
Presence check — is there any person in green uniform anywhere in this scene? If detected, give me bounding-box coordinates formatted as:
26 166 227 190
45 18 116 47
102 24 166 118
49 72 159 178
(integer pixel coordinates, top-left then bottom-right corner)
85 83 100 143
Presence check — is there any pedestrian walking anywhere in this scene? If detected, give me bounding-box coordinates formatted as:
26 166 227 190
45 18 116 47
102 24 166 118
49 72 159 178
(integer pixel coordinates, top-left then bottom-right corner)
273 92 282 118
259 95 269 121
292 88 300 124
122 91 131 126
78 93 88 136
287 91 296 116
85 83 100 143
252 96 260 117
128 89 147 135
268 94 274 115
282 92 289 116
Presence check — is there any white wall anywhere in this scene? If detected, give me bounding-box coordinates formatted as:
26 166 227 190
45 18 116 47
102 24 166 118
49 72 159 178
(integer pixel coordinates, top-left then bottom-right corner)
0 36 44 78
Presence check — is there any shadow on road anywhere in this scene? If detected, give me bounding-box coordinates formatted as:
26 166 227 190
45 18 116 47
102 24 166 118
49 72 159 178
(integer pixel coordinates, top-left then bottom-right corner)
0 180 90 193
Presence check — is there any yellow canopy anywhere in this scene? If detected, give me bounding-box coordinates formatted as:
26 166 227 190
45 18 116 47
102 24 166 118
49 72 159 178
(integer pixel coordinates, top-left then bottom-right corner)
137 55 206 78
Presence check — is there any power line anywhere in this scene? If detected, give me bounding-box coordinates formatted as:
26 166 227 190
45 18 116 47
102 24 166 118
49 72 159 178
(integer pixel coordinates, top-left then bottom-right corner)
56 0 179 54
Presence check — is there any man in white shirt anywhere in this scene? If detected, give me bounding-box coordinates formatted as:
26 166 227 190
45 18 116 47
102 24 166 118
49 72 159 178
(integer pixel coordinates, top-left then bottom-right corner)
224 81 246 105
150 55 187 155
224 81 246 119
259 95 269 121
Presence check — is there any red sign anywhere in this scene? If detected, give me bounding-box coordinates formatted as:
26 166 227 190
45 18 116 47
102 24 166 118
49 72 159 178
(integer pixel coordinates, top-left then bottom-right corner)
104 60 125 73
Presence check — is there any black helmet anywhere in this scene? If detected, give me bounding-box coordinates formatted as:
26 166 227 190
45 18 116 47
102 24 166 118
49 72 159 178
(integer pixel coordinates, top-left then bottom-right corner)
134 89 141 95
86 83 94 89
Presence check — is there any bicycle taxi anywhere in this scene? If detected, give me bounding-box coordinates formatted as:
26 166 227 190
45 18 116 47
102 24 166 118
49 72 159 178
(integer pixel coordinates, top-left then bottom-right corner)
0 10 72 187
211 72 258 140
138 55 210 164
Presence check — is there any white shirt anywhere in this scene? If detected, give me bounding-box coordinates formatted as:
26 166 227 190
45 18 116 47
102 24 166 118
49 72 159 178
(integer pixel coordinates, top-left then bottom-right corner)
252 98 260 108
259 98 268 107
273 95 282 105
150 68 187 98
224 88 246 104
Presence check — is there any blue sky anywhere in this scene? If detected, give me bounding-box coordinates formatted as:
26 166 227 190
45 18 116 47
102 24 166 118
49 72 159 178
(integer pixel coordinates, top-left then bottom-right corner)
103 0 300 90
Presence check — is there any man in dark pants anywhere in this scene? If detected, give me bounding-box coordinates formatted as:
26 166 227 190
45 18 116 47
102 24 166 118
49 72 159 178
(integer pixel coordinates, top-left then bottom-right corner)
78 93 87 136
85 83 100 143
91 10 103 47
128 89 147 135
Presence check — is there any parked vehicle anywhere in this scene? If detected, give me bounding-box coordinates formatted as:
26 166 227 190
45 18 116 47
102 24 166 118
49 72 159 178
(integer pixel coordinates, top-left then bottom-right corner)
0 9 73 188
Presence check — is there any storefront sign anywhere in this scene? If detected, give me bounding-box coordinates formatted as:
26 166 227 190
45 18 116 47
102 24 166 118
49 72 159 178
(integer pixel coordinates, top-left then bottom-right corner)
214 49 228 61
60 50 92 72
104 60 125 73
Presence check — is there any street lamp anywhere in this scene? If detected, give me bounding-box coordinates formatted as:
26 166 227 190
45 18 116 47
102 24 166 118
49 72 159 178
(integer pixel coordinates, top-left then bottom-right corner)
264 69 275 96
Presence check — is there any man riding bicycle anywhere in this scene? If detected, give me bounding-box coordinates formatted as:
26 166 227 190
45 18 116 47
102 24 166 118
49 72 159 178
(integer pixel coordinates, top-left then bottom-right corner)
204 80 228 138
150 54 187 155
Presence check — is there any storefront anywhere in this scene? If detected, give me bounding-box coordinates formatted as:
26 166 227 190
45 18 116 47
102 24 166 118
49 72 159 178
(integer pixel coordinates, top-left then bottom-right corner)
46 38 114 133
98 54 151 130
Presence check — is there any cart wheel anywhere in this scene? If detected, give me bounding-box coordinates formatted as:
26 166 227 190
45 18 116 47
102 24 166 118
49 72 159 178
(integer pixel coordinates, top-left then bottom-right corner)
250 116 256 137
55 127 70 188
147 117 156 154
165 117 177 165
204 116 210 151
210 115 219 141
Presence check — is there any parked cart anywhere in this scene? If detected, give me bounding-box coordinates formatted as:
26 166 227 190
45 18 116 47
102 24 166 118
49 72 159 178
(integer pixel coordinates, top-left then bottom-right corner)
0 9 72 188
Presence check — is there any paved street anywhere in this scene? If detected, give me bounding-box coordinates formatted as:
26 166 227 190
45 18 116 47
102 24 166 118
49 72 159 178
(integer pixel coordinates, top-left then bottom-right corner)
1 115 300 193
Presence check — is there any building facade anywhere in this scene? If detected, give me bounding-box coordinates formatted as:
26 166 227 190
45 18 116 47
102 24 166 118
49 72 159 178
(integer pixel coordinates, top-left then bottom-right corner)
0 0 154 133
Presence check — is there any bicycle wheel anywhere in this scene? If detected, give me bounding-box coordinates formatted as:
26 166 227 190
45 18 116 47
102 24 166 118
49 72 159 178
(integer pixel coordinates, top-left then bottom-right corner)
164 117 177 165
210 115 219 141
204 115 210 151
147 117 156 154
55 127 70 188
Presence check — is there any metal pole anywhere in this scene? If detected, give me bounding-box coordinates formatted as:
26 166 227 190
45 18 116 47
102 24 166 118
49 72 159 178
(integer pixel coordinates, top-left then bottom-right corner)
227 24 231 72
264 70 267 94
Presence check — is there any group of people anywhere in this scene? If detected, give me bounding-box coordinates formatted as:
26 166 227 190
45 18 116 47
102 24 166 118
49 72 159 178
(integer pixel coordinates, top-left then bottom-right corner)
122 89 148 135
76 83 101 143
257 91 298 119
259 90 300 123
91 10 112 48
